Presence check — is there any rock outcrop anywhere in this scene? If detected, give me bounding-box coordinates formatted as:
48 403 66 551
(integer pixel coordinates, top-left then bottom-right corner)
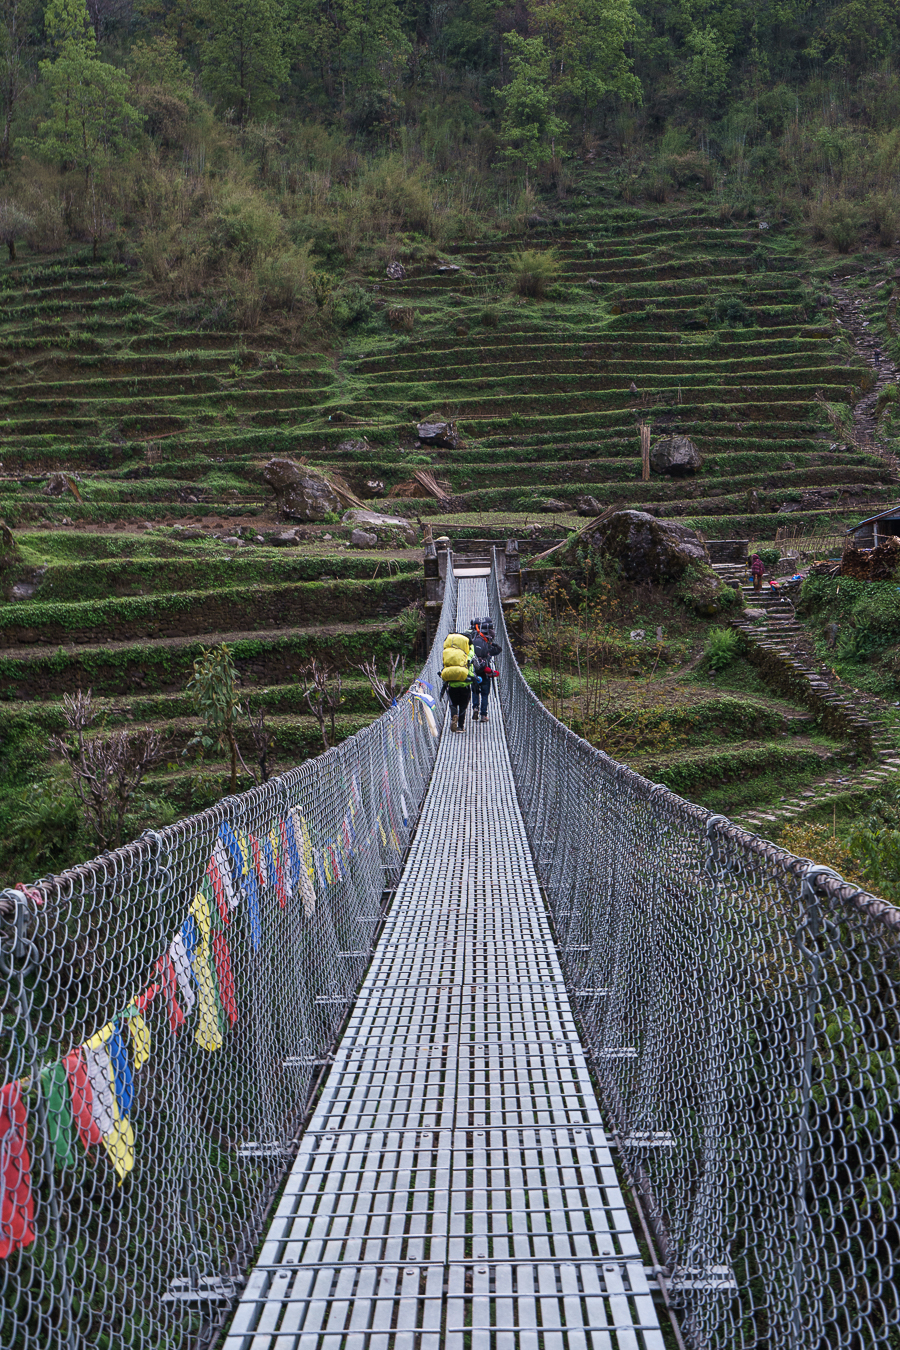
650 435 703 475
584 510 709 583
416 420 460 449
342 509 416 544
263 459 342 521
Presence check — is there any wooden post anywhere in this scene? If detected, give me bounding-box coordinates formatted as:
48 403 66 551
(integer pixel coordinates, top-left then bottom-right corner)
640 422 651 482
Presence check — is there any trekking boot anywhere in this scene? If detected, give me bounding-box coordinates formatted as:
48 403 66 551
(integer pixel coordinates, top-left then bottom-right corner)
481 714 488 723
450 714 459 733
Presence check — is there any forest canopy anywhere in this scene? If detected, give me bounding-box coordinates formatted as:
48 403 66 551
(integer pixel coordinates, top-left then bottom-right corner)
2 0 899 313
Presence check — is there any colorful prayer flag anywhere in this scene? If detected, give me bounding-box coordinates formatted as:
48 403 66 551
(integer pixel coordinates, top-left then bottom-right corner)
40 1064 75 1170
0 1082 35 1257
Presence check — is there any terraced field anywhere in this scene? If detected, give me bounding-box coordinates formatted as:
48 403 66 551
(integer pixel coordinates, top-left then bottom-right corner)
1 193 898 879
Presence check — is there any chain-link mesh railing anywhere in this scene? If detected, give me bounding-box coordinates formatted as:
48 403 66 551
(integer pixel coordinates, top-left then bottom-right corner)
489 555 900 1350
0 567 456 1350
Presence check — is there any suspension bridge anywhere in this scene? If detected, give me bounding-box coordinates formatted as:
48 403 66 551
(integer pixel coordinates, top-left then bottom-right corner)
0 557 897 1350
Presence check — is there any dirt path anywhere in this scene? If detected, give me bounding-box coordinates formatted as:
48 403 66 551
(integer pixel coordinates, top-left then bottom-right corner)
830 282 900 462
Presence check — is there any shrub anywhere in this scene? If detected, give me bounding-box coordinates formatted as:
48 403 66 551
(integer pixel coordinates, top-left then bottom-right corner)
758 547 781 567
386 305 415 332
509 248 561 299
865 192 900 248
779 821 856 878
0 201 34 261
712 295 751 327
807 198 862 254
332 283 373 327
704 626 741 670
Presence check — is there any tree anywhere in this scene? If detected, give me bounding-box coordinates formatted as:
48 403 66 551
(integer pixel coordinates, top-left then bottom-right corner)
529 0 640 129
52 690 166 850
290 0 411 127
493 33 566 180
1 0 37 162
185 643 245 791
300 659 344 750
33 0 141 252
197 0 289 122
0 199 33 259
682 22 731 105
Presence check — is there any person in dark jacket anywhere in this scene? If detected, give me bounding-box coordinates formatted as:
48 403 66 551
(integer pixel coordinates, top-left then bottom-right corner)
468 617 501 724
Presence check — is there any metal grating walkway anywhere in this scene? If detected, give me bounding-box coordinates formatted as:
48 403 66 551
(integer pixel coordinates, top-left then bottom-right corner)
224 580 664 1350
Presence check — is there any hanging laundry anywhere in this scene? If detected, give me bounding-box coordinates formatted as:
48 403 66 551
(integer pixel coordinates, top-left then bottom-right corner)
62 1048 101 1150
189 893 224 1052
212 934 238 1026
40 1064 75 1170
153 954 186 1034
169 926 197 1015
0 1082 35 1257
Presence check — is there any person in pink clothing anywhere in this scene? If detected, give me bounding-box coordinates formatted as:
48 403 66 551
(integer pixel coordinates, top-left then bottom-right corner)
750 554 765 591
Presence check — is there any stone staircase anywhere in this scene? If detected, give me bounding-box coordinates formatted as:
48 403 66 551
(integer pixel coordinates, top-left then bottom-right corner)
718 566 900 831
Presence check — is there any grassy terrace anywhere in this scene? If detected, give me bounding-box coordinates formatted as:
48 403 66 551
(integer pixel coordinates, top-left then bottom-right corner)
1 188 898 880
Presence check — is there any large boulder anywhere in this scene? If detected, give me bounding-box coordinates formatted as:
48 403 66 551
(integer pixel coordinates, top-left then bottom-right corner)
263 459 342 521
586 510 709 583
416 419 460 450
341 509 416 544
576 495 603 516
650 435 703 476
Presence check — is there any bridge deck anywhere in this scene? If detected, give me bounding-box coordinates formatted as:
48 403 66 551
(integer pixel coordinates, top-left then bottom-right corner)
224 580 664 1349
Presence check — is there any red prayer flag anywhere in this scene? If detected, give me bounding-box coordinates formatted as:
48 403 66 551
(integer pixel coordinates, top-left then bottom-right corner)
212 934 238 1026
134 984 160 1014
154 953 186 1033
62 1049 101 1151
0 1081 36 1257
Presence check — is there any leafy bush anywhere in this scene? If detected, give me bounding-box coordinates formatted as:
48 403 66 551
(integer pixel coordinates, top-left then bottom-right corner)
509 248 561 299
712 295 751 327
704 626 741 670
849 824 900 903
807 198 862 253
758 547 781 567
332 283 373 327
779 821 855 877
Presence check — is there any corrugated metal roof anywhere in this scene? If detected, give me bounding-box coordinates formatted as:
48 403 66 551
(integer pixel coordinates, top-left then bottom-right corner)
849 503 900 531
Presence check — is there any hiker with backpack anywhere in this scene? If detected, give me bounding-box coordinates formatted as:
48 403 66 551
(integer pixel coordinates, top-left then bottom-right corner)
468 617 501 724
439 631 482 733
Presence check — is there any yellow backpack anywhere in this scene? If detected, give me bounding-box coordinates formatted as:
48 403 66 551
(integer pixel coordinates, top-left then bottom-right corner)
441 635 471 683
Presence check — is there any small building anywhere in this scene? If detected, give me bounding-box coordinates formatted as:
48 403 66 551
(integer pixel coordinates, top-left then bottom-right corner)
848 504 900 548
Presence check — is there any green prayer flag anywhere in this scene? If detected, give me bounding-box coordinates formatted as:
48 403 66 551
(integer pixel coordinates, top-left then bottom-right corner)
41 1063 75 1169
